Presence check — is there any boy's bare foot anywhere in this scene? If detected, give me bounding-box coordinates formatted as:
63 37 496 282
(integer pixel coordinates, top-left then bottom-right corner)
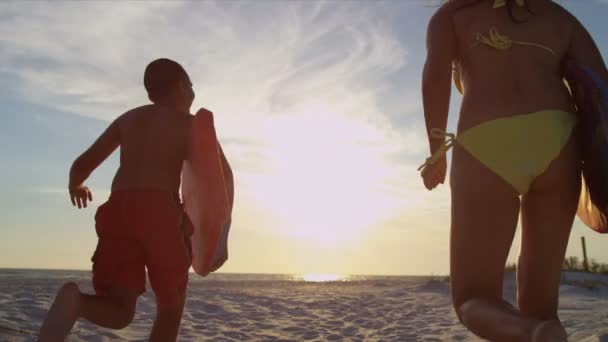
38 282 82 341
531 320 568 342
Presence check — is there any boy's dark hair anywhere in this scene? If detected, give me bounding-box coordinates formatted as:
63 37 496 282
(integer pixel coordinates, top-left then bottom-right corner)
144 58 188 103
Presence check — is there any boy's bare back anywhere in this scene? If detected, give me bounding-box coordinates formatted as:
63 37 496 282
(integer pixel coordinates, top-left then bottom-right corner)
111 105 192 194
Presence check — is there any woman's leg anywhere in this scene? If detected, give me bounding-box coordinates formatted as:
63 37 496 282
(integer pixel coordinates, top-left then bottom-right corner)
450 145 540 342
38 283 138 341
518 137 581 338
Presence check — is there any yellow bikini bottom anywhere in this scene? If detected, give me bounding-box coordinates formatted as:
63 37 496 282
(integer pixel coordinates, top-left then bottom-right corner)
420 110 577 194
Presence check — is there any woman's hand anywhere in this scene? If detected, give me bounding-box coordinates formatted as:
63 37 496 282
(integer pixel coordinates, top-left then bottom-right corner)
421 156 447 190
69 184 93 209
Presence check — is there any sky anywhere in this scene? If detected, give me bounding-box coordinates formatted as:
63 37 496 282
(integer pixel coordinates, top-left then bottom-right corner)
1 0 608 276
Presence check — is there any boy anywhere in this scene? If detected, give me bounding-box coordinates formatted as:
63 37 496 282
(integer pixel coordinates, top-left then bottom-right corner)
38 58 232 341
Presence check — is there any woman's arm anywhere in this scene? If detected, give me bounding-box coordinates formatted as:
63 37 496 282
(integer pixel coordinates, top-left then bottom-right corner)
422 5 457 155
565 11 608 84
420 4 458 190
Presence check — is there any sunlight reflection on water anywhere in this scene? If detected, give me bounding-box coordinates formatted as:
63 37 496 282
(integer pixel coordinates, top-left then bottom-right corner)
294 273 349 282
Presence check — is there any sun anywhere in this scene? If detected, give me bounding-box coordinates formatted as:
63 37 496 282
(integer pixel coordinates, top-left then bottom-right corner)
245 105 404 248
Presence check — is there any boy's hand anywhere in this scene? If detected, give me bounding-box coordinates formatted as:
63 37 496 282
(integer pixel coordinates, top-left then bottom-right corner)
69 184 93 209
421 157 446 190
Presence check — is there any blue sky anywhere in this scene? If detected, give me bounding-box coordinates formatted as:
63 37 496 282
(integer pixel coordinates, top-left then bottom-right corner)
1 0 608 275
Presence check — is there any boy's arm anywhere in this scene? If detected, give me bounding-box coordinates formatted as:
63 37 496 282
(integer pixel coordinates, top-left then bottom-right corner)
69 117 121 207
217 142 234 210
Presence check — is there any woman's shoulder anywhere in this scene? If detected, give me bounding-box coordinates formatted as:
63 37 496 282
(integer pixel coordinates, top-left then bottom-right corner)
427 0 479 36
545 1 576 19
436 0 482 13
430 0 479 23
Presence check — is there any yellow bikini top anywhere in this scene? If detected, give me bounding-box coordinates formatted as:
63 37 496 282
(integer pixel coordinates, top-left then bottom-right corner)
453 0 557 94
472 27 556 56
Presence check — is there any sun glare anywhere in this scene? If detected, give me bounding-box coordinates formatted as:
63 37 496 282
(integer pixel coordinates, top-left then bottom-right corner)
246 104 405 248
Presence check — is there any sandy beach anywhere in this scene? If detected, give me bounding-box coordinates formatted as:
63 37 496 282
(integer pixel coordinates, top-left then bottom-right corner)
0 269 606 341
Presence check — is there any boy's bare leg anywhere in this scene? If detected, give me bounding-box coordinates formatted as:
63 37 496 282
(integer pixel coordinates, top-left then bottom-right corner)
149 291 187 342
38 283 81 341
38 282 137 341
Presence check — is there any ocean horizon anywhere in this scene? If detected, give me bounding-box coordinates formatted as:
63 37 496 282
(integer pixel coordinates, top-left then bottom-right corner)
0 268 447 282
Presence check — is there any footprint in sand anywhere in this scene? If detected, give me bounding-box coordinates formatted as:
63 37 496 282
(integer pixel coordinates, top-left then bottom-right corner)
302 331 319 340
326 333 342 341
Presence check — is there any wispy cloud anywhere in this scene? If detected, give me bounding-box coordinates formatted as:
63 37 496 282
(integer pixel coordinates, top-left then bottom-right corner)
0 2 408 118
0 3 424 158
1 1 434 256
0 1 422 141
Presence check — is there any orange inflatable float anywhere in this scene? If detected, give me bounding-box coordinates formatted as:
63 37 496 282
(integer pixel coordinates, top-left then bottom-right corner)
181 109 232 276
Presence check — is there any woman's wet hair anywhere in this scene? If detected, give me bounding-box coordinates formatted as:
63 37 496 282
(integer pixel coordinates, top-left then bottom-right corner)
144 58 189 103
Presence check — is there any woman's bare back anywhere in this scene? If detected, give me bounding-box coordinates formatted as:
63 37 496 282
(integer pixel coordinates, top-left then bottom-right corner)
452 0 577 130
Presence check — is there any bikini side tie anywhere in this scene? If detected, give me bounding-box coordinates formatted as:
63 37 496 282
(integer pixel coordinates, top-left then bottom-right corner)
417 129 456 171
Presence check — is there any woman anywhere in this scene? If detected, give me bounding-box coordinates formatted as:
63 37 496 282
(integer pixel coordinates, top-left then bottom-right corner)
420 0 608 340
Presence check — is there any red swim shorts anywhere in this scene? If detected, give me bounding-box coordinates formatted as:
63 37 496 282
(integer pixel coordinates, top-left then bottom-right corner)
91 190 193 309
